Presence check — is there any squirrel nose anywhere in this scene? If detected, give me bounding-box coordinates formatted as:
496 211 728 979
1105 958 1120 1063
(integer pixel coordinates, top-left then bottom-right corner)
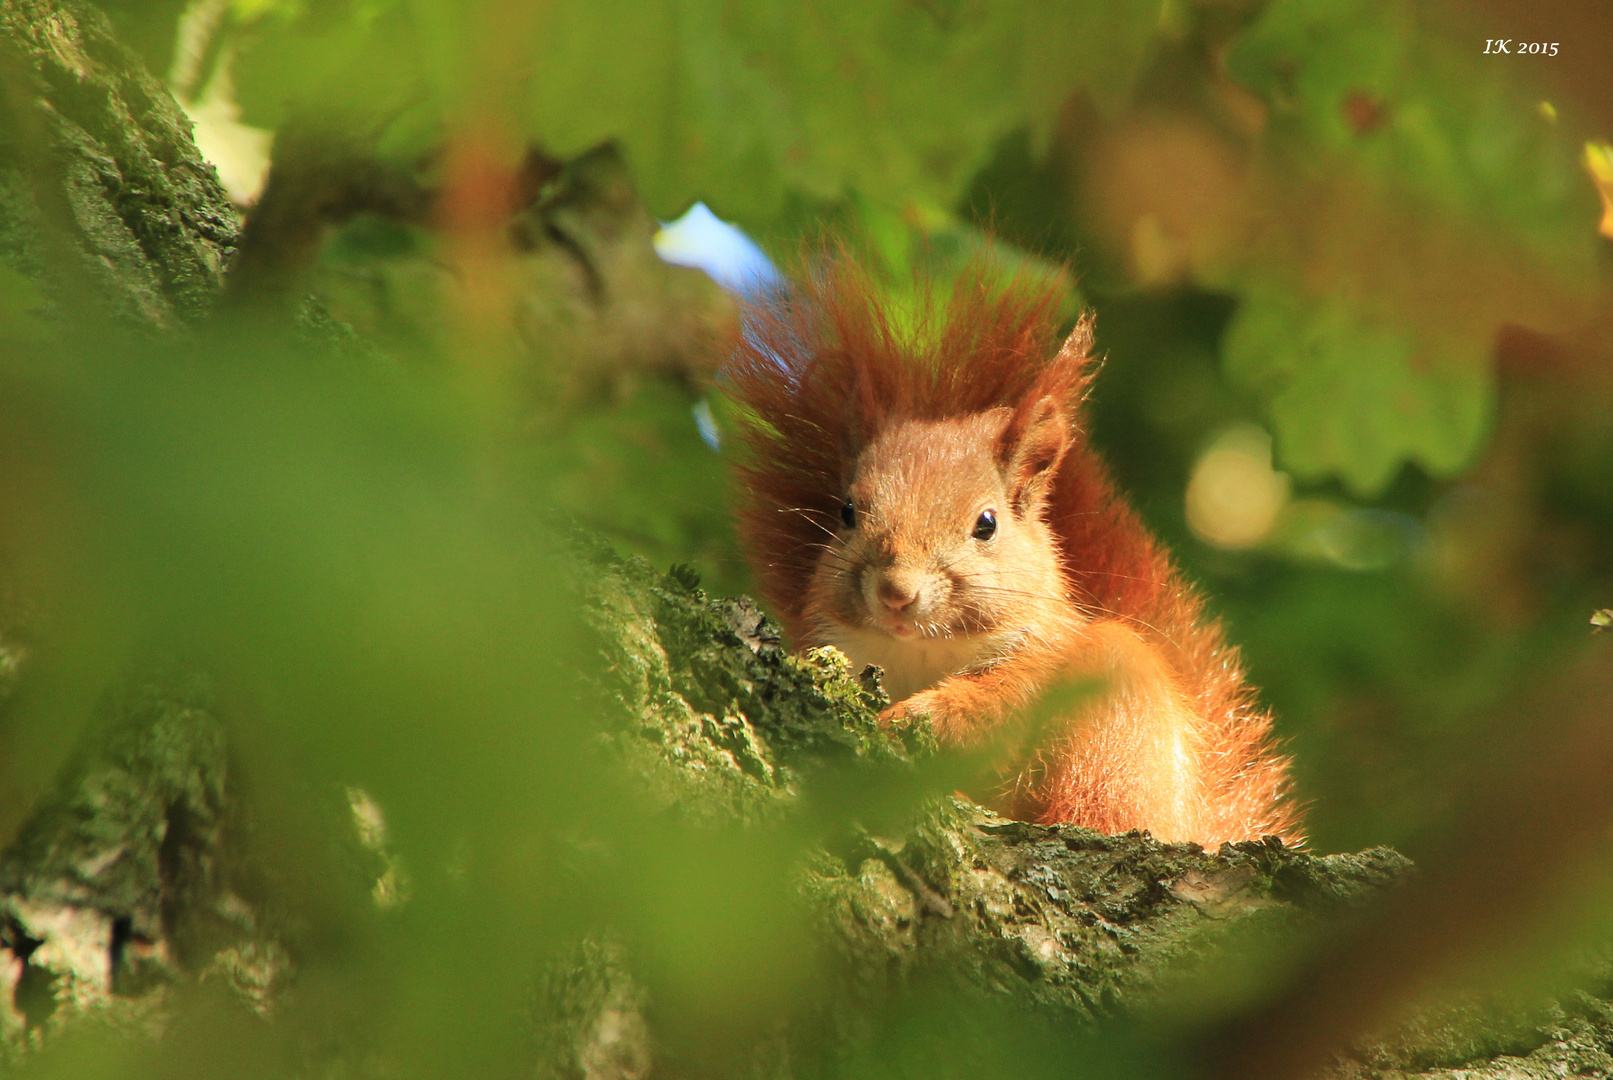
876 578 918 612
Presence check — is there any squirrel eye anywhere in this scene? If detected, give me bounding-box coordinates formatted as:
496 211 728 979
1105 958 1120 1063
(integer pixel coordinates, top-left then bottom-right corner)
840 499 857 530
973 509 997 540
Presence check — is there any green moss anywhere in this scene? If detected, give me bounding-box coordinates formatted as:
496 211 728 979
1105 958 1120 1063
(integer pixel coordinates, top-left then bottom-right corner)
0 0 238 326
570 537 1440 1074
576 536 921 826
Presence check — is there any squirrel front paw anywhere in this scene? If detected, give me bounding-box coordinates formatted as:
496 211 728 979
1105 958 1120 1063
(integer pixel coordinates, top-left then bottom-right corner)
878 690 955 734
876 701 920 728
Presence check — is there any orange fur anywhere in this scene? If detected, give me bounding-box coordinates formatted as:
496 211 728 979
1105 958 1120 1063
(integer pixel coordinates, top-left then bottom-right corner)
723 253 1299 844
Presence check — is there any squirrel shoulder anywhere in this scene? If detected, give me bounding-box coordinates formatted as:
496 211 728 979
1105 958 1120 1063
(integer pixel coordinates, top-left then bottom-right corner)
723 259 1300 844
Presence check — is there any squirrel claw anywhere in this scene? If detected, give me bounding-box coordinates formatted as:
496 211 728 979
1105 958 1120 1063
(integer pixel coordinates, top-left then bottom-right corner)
876 704 911 728
878 693 940 729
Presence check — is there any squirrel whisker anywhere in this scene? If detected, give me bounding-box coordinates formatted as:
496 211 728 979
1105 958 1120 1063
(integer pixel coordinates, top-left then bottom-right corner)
723 252 1299 845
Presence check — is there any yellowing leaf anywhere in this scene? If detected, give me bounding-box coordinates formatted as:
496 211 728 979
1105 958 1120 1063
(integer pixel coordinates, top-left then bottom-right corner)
1585 141 1613 241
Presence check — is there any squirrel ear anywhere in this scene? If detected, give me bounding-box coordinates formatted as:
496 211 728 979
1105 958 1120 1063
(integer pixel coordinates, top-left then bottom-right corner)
997 394 1070 515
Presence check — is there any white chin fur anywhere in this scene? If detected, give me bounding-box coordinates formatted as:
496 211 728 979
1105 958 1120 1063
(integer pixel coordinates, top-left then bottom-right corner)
824 624 998 702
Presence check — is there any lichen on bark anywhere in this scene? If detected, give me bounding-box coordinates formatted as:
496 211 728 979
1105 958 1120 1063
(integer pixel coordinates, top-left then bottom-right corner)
577 530 922 826
0 0 237 328
563 541 1613 1080
0 670 291 1058
560 538 1421 1077
0 8 1608 1070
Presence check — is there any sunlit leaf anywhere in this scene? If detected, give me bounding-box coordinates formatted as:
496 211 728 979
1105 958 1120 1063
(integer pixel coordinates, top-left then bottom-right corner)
1222 284 1492 494
1211 0 1602 492
223 0 1158 224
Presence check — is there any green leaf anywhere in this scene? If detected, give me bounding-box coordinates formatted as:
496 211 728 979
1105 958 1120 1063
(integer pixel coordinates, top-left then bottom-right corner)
1223 285 1490 495
230 0 1161 224
523 0 1162 222
1215 0 1600 493
1227 0 1596 273
0 264 55 348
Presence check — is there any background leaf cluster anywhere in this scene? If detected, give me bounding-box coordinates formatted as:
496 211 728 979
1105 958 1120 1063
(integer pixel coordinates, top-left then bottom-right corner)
3 0 1613 1073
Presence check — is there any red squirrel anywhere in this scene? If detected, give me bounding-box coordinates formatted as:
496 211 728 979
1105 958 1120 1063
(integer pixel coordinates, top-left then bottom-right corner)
723 256 1300 845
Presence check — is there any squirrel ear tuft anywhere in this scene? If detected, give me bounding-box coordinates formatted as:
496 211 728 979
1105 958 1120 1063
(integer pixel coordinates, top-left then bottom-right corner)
1056 318 1094 365
997 394 1070 515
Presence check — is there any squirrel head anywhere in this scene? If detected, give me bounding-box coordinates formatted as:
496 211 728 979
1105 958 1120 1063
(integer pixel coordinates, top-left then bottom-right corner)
805 392 1074 643
724 250 1100 646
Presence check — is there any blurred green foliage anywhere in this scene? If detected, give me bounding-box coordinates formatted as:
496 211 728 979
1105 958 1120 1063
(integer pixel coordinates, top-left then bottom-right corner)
83 0 1611 870
5 0 1613 1073
95 0 1604 497
212 0 1160 222
1218 0 1599 493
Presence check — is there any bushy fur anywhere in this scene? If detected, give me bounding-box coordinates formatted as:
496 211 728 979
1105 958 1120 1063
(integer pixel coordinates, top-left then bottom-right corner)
723 254 1299 842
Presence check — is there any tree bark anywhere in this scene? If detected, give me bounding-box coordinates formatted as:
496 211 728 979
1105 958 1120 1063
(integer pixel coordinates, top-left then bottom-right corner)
0 7 1610 1078
0 0 237 327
